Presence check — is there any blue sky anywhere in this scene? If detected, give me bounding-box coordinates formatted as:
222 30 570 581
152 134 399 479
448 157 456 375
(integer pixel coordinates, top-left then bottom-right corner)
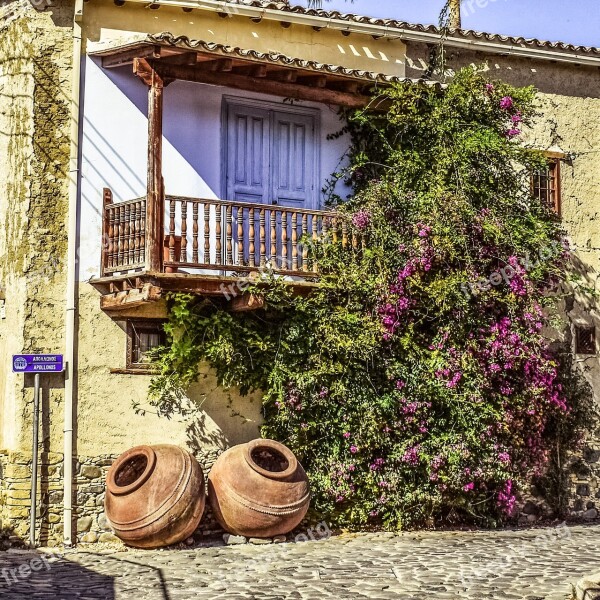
297 0 600 48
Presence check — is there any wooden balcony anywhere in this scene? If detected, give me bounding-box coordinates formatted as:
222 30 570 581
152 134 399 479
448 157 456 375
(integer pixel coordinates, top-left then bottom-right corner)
93 189 360 316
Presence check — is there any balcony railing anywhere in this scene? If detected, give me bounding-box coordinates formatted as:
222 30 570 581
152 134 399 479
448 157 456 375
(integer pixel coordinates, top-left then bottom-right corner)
101 190 361 279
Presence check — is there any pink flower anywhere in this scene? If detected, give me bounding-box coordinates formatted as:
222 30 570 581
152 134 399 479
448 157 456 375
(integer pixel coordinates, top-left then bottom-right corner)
401 445 421 466
505 128 521 138
370 458 385 471
485 83 494 93
396 380 406 389
500 96 514 110
498 452 511 463
350 445 358 454
343 432 351 439
463 482 475 492
352 209 370 230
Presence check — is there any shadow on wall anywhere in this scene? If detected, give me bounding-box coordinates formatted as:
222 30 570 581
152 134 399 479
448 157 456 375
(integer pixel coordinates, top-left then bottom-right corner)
184 372 263 459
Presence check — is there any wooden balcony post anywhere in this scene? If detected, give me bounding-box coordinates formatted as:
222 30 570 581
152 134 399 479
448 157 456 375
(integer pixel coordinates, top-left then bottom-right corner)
101 188 113 276
134 58 169 273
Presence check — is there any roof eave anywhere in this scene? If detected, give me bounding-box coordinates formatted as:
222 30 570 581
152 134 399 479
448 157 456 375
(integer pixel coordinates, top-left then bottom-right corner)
96 0 600 68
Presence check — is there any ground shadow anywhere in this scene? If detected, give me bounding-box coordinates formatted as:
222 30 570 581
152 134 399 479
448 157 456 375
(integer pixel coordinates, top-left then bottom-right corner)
0 540 175 600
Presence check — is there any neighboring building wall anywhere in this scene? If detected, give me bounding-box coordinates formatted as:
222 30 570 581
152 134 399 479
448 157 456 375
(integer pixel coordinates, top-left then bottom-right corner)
405 41 600 519
0 0 74 543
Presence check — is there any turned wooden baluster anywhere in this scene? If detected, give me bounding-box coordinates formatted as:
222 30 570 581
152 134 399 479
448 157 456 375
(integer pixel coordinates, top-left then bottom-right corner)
248 209 256 267
108 207 116 270
342 219 348 249
123 204 131 266
312 215 319 273
192 203 199 263
204 203 211 264
291 212 298 272
118 205 125 268
281 211 288 271
270 209 277 268
132 202 139 265
238 207 245 266
128 204 136 265
332 217 338 244
259 208 266 267
169 198 176 262
226 204 233 265
301 213 308 271
140 199 146 265
216 204 222 265
180 200 188 262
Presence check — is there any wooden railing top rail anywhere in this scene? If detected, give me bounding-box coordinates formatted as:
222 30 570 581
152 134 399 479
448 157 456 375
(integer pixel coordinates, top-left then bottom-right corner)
165 195 340 218
104 196 146 209
104 194 343 219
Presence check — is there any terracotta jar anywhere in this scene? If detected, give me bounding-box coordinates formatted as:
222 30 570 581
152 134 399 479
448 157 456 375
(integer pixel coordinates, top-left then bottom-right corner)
208 439 310 538
105 445 205 549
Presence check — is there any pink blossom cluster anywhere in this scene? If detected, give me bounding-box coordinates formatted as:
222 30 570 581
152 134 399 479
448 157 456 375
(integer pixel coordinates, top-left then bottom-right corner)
401 445 421 466
352 209 371 230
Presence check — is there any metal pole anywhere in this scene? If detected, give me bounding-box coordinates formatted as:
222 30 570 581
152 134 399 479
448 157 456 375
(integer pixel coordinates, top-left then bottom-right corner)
30 373 40 548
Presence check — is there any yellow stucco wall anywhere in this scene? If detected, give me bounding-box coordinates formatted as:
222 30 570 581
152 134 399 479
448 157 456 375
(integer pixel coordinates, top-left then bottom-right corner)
83 0 407 77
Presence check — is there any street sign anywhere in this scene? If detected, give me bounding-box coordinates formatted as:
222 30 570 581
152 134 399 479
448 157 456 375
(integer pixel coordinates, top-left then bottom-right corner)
12 354 64 373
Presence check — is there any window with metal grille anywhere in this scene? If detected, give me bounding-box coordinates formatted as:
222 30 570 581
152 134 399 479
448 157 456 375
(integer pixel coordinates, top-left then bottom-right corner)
127 321 166 370
575 326 596 355
532 159 561 214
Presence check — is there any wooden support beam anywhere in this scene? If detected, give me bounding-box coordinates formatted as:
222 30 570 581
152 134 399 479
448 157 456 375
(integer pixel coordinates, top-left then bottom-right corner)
328 79 362 94
158 52 198 66
102 45 162 69
229 293 266 313
232 63 268 78
100 284 163 312
296 74 328 88
267 68 298 83
197 58 234 72
153 63 370 108
101 188 113 275
134 58 167 273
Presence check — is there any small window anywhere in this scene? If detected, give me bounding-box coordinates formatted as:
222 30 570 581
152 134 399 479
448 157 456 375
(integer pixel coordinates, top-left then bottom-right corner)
575 326 596 355
127 321 166 370
532 159 561 214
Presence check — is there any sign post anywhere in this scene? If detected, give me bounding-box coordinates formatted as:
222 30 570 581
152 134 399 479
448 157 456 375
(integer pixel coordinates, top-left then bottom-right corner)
13 354 64 547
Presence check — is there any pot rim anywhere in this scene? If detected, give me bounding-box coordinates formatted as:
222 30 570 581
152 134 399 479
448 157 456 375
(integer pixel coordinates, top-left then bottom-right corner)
244 439 298 481
107 445 157 496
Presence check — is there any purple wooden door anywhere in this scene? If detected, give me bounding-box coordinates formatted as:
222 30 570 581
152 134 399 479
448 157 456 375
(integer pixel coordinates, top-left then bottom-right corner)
224 100 318 269
225 103 271 204
272 110 317 209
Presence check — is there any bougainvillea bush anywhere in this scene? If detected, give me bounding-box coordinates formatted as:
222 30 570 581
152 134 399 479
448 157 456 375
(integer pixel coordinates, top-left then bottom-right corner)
150 67 591 529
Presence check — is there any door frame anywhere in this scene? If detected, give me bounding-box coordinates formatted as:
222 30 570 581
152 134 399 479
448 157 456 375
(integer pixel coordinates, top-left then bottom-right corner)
220 95 322 209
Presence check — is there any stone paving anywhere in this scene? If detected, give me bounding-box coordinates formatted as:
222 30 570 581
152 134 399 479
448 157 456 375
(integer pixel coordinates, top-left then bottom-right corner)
1 523 599 599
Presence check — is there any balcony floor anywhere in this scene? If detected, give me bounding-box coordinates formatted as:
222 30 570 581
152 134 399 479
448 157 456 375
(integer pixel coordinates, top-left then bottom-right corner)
89 271 320 318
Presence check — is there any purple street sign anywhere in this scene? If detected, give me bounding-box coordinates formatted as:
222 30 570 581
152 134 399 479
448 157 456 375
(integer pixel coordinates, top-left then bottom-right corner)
13 354 64 373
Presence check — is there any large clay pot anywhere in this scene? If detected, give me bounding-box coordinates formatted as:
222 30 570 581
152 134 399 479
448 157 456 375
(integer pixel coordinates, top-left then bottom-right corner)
208 439 310 538
105 445 205 549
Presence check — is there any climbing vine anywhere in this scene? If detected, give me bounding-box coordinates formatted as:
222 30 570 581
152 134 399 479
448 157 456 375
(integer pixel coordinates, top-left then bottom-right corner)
149 67 592 529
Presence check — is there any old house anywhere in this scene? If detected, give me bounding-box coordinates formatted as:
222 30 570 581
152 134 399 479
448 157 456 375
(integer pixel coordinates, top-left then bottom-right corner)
0 0 599 546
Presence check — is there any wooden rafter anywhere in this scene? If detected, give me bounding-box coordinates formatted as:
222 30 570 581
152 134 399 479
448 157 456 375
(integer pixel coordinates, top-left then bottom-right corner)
149 60 370 108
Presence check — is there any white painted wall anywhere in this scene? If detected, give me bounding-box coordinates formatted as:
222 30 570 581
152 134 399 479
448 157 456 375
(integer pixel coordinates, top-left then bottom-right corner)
79 56 352 281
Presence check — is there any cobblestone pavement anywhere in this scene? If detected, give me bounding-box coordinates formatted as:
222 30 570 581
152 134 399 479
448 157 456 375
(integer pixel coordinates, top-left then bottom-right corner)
1 523 599 599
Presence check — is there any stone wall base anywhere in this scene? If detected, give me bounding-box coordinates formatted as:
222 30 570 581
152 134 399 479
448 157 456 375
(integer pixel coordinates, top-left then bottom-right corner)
0 449 226 547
